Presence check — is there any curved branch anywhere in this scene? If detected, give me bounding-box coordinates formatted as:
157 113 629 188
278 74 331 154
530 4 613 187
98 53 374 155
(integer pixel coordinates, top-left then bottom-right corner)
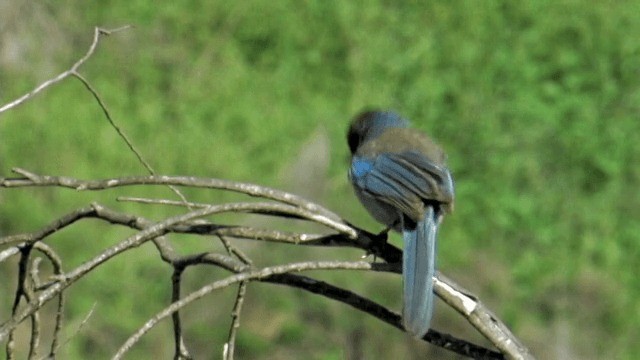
0 204 244 342
117 197 354 236
1 169 346 229
0 198 532 359
112 261 374 359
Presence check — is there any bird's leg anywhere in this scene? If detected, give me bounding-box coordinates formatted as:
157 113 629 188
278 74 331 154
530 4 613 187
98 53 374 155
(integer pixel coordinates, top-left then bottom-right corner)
375 217 403 242
375 226 392 240
361 226 393 262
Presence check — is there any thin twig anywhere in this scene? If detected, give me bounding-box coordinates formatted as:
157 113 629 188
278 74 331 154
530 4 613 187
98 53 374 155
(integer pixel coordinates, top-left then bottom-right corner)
0 26 130 115
171 267 192 360
218 236 252 266
0 246 20 262
33 243 65 358
219 235 252 360
6 244 33 359
27 258 42 360
119 196 352 236
46 303 97 360
55 31 199 359
223 281 247 360
71 72 191 207
0 205 97 246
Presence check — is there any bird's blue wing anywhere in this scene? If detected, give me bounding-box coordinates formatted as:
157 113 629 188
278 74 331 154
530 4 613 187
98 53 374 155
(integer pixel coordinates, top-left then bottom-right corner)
350 151 453 221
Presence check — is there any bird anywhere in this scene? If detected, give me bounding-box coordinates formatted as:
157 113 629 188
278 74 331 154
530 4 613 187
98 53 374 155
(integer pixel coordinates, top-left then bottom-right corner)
347 110 454 338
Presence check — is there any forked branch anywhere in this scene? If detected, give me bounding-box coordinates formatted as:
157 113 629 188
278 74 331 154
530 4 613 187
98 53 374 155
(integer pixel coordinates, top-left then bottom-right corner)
1 172 533 359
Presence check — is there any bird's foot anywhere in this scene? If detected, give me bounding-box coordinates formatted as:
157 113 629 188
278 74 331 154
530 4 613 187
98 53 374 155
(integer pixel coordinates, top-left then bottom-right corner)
361 227 391 262
374 227 391 243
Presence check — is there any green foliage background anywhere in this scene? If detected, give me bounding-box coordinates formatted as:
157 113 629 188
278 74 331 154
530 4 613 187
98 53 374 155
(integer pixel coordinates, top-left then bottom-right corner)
1 1 639 359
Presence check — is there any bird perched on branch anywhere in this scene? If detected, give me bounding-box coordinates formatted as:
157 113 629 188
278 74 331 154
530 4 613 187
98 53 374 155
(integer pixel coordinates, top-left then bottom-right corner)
347 110 454 338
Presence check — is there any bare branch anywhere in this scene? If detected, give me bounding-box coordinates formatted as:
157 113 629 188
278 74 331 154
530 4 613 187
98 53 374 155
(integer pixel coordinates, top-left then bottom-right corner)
223 282 248 360
0 204 243 342
50 303 97 358
0 26 130 115
0 246 20 263
0 205 96 246
219 235 252 360
0 183 532 359
264 273 505 359
163 250 502 359
170 268 192 360
1 170 347 227
33 243 65 358
71 72 192 207
113 261 376 359
0 201 520 358
6 244 33 359
435 275 534 360
118 196 354 235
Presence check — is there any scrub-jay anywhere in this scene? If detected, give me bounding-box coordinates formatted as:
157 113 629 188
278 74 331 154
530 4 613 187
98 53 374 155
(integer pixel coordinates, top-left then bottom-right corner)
347 110 454 338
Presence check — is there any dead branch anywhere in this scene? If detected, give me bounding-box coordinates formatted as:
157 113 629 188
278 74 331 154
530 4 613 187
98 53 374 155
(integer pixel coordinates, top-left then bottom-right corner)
0 26 130 115
0 195 533 359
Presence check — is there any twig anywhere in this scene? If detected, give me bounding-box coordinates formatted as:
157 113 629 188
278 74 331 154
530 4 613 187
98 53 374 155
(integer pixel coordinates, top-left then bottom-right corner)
71 71 192 208
0 246 20 263
0 205 97 246
118 196 353 235
6 244 33 359
33 243 65 358
219 235 252 360
223 282 248 360
47 303 97 360
218 236 253 266
27 258 42 360
0 23 191 209
170 267 192 360
0 26 130 115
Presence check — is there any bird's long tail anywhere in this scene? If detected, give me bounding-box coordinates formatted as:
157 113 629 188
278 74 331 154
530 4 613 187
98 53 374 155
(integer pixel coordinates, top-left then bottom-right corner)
402 206 438 338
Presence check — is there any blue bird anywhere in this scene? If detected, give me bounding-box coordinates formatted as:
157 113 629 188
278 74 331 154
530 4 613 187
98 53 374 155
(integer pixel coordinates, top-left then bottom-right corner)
347 110 454 338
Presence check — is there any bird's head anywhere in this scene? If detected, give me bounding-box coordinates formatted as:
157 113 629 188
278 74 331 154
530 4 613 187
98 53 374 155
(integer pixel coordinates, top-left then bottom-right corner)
347 110 410 154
